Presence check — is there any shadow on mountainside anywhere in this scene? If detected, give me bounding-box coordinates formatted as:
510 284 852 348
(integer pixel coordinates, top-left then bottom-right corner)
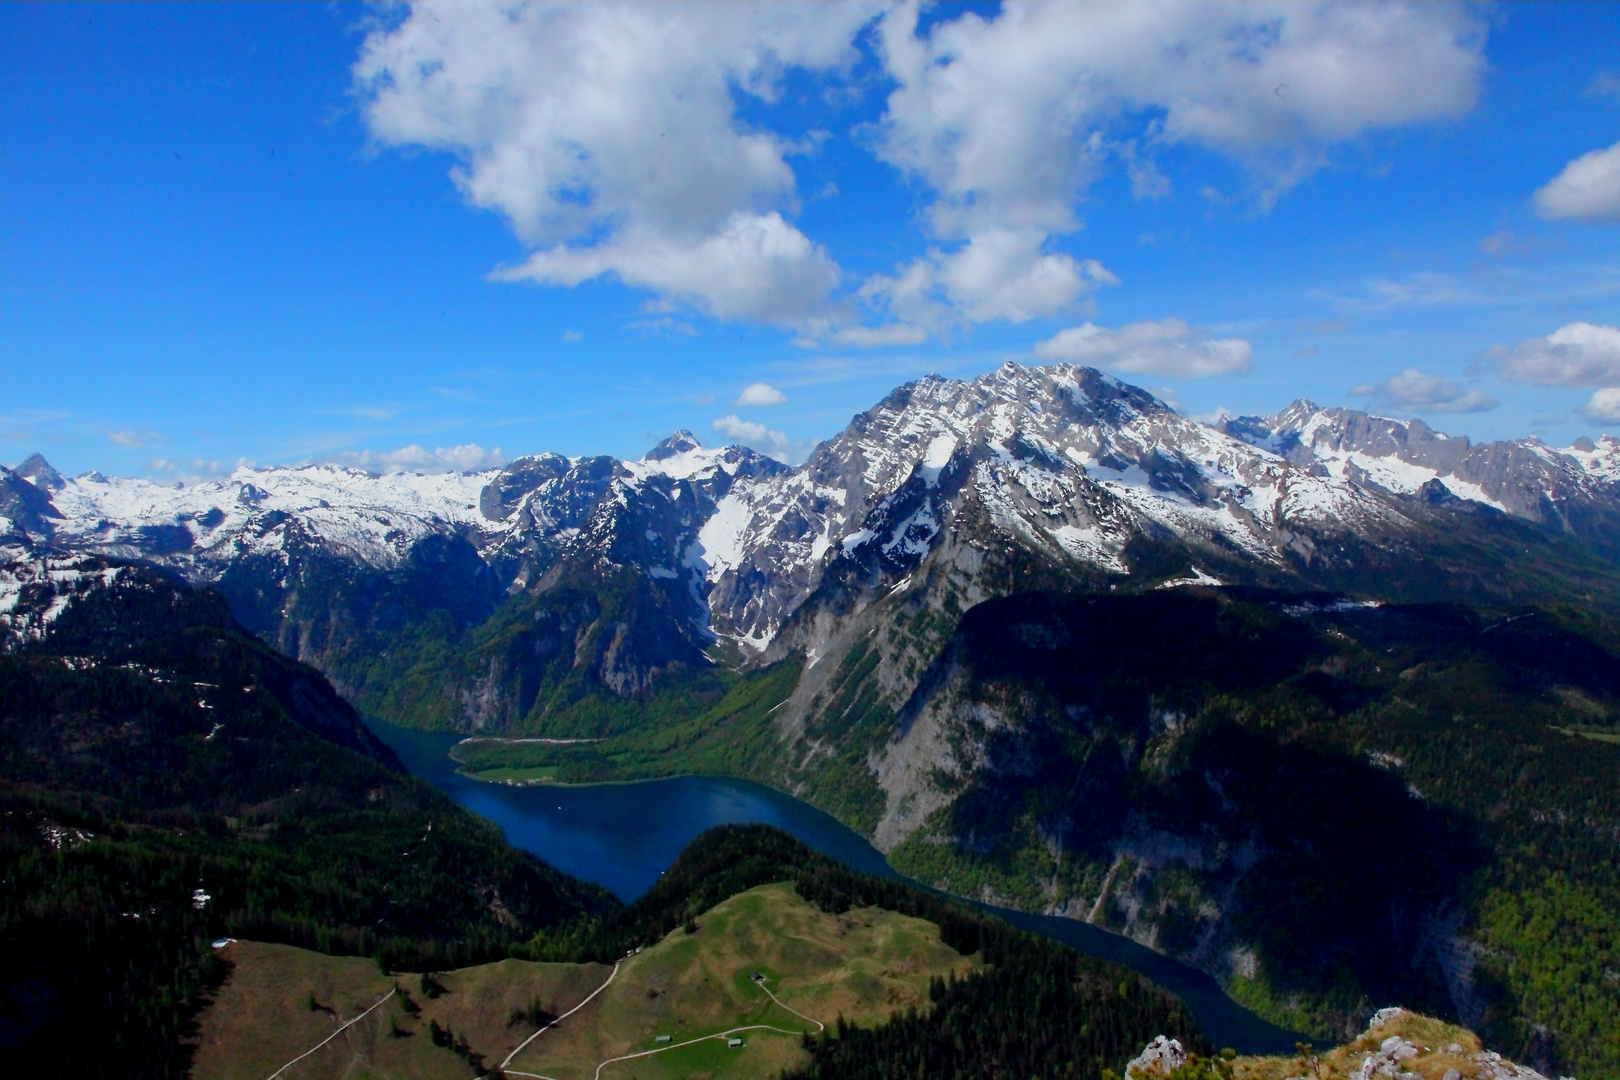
895 588 1618 1045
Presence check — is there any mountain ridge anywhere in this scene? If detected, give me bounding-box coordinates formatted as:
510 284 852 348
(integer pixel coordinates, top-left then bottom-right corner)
7 363 1618 715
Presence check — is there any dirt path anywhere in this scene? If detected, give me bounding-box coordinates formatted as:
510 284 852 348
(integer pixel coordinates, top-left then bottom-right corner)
753 975 825 1034
262 988 395 1080
499 959 624 1071
505 972 825 1080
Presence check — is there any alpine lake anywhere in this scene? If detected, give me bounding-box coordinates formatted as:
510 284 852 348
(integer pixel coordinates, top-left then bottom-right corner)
368 719 1308 1056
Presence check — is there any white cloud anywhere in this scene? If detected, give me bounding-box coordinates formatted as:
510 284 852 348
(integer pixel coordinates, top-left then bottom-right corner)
1533 139 1620 223
561 330 583 343
355 2 1485 338
733 382 787 407
935 231 1117 324
315 443 509 474
150 458 230 480
865 1 1484 322
711 414 810 463
1582 387 1620 424
1488 322 1620 387
1350 369 1497 414
108 429 145 448
825 323 929 348
495 211 842 324
355 1 879 325
1033 318 1253 378
861 231 1119 329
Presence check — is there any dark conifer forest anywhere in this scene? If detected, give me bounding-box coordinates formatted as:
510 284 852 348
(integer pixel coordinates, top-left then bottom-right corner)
0 568 1205 1078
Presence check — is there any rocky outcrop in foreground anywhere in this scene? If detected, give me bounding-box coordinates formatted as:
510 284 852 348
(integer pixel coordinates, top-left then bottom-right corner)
1126 1008 1569 1080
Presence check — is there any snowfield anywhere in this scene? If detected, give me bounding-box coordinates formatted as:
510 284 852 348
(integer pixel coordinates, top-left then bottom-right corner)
5 363 1616 653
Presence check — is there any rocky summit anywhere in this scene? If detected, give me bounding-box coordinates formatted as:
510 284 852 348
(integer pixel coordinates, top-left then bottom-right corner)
5 363 1617 685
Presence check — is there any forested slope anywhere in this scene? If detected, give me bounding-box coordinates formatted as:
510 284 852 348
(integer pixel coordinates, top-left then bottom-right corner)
0 561 1218 1080
461 588 1620 1078
0 559 613 1077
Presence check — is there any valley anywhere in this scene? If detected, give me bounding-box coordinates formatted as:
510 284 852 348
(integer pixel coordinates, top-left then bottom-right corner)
4 363 1618 1078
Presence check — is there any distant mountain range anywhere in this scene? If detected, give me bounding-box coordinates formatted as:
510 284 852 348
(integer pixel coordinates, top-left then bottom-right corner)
4 363 1619 1074
5 363 1618 692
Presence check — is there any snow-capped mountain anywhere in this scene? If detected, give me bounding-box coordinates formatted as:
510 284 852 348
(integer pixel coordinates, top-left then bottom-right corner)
700 362 1408 653
4 362 1617 726
1219 402 1620 558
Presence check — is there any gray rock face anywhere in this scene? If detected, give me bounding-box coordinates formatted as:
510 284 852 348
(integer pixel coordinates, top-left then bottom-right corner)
15 453 66 491
5 367 1617 718
699 362 1405 653
1219 403 1620 557
0 464 63 546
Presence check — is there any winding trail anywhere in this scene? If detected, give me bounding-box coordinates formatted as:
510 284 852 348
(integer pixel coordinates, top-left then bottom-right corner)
583 1021 811 1080
753 975 825 1034
499 960 624 1071
263 989 395 1080
506 972 825 1080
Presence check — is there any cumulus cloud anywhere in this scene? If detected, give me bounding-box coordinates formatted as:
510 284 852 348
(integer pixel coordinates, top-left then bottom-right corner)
1351 369 1497 414
1033 319 1253 378
1486 322 1620 386
1583 387 1620 424
711 414 809 463
355 2 1486 337
863 1 1483 323
108 429 146 448
315 443 509 474
861 232 1119 329
495 212 841 324
877 3 1482 231
733 382 787 407
1533 139 1620 223
355 1 879 325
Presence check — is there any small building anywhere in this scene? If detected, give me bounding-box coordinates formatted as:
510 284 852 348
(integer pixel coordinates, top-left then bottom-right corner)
727 1038 744 1048
655 1035 672 1044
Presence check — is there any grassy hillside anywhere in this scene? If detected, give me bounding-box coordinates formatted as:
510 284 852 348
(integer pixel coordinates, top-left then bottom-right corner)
0 561 614 1079
191 882 976 1080
187 824 1210 1080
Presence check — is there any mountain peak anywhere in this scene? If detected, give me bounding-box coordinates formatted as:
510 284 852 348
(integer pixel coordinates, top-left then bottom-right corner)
16 452 65 491
645 430 703 461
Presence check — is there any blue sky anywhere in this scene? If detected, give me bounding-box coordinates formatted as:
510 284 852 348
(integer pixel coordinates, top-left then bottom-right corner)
3 1 1619 478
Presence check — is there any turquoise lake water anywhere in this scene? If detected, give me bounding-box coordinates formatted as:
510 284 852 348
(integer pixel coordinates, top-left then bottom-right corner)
368 720 1308 1055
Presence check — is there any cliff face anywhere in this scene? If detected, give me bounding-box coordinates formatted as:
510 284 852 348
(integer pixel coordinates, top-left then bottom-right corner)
7 364 1618 732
